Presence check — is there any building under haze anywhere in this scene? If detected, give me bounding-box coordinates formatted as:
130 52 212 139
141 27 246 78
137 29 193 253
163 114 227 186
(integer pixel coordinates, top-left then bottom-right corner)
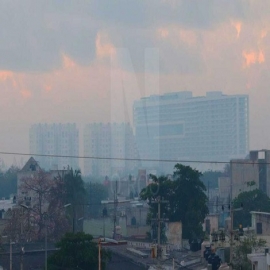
133 91 249 172
231 150 270 199
29 123 79 170
84 123 138 177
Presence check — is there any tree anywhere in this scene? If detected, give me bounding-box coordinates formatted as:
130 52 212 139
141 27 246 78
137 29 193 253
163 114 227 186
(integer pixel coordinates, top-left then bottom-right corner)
19 170 54 240
85 182 108 218
233 189 270 228
140 164 209 240
18 170 72 241
2 208 25 242
0 166 19 199
62 169 86 232
47 232 111 270
232 233 266 270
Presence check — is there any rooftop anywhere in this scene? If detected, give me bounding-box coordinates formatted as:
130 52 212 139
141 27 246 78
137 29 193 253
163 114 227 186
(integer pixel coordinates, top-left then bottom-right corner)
136 91 248 104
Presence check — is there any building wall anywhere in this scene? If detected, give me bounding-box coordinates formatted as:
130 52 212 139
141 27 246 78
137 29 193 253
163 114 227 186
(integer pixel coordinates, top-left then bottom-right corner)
83 123 138 177
203 214 219 234
126 225 149 238
83 218 114 238
251 212 270 236
126 206 148 227
218 177 231 200
133 91 249 172
248 253 269 270
231 150 270 198
166 222 182 249
231 159 259 199
83 217 148 238
29 123 79 170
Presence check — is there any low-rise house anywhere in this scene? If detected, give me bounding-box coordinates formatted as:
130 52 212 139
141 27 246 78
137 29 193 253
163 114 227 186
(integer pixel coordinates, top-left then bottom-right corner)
17 157 70 207
83 198 149 239
250 211 270 245
247 249 270 270
203 214 219 235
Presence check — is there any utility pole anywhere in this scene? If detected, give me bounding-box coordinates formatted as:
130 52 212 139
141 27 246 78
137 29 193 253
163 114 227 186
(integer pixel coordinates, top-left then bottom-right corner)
10 239 12 270
98 239 101 270
44 212 48 270
228 162 243 268
151 196 169 266
113 181 118 240
20 212 24 270
20 217 24 270
229 161 233 269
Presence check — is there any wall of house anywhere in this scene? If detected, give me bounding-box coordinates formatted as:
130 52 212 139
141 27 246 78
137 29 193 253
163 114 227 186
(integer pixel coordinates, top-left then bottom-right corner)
231 160 259 199
203 214 219 234
83 218 114 238
126 226 149 238
166 222 182 249
252 213 270 235
218 177 230 199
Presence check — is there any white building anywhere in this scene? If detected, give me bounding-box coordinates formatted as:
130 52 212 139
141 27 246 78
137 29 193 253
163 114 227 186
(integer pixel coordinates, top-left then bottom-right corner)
133 91 249 172
84 123 138 177
29 123 79 170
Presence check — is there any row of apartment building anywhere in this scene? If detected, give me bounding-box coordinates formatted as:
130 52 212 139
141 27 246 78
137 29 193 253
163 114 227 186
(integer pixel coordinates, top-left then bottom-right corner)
29 123 138 176
29 91 249 176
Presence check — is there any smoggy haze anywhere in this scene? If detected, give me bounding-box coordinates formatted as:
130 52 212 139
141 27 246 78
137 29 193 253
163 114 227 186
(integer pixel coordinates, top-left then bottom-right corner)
0 1 269 166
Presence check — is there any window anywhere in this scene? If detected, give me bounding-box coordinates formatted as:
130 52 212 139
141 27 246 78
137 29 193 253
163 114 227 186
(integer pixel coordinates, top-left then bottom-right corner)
205 219 210 234
256 222 262 234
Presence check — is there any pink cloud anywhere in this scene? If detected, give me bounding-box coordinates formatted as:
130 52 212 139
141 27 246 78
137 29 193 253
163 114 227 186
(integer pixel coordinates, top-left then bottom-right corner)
157 26 197 47
20 89 32 99
179 29 197 46
231 21 242 38
62 54 76 69
0 71 13 81
44 85 52 92
242 50 265 67
157 28 169 39
261 29 267 38
95 32 116 59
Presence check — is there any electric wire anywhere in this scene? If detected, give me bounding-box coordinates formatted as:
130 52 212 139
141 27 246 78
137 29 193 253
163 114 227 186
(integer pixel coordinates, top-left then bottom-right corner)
0 151 267 165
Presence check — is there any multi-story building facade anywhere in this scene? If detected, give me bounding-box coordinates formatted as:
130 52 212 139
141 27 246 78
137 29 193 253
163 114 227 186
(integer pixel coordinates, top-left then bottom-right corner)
29 123 79 170
84 123 138 177
231 150 270 198
133 91 249 172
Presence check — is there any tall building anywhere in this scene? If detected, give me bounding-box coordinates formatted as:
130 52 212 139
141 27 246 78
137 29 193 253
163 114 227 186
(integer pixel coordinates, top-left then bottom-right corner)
29 123 79 170
133 91 249 172
84 123 138 177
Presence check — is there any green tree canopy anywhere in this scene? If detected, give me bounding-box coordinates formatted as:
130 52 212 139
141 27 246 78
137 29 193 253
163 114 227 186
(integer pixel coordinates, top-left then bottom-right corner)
140 164 209 240
0 166 19 199
49 169 87 234
47 232 111 270
233 189 270 228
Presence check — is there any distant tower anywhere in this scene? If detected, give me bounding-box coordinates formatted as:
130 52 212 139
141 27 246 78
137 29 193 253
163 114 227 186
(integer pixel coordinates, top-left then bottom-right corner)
29 123 79 170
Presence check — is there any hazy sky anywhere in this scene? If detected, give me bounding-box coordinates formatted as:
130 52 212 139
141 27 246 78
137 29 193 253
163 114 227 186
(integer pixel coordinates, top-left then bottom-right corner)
0 0 270 166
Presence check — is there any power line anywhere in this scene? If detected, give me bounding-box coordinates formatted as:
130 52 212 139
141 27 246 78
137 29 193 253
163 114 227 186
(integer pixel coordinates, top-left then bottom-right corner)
0 151 268 165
